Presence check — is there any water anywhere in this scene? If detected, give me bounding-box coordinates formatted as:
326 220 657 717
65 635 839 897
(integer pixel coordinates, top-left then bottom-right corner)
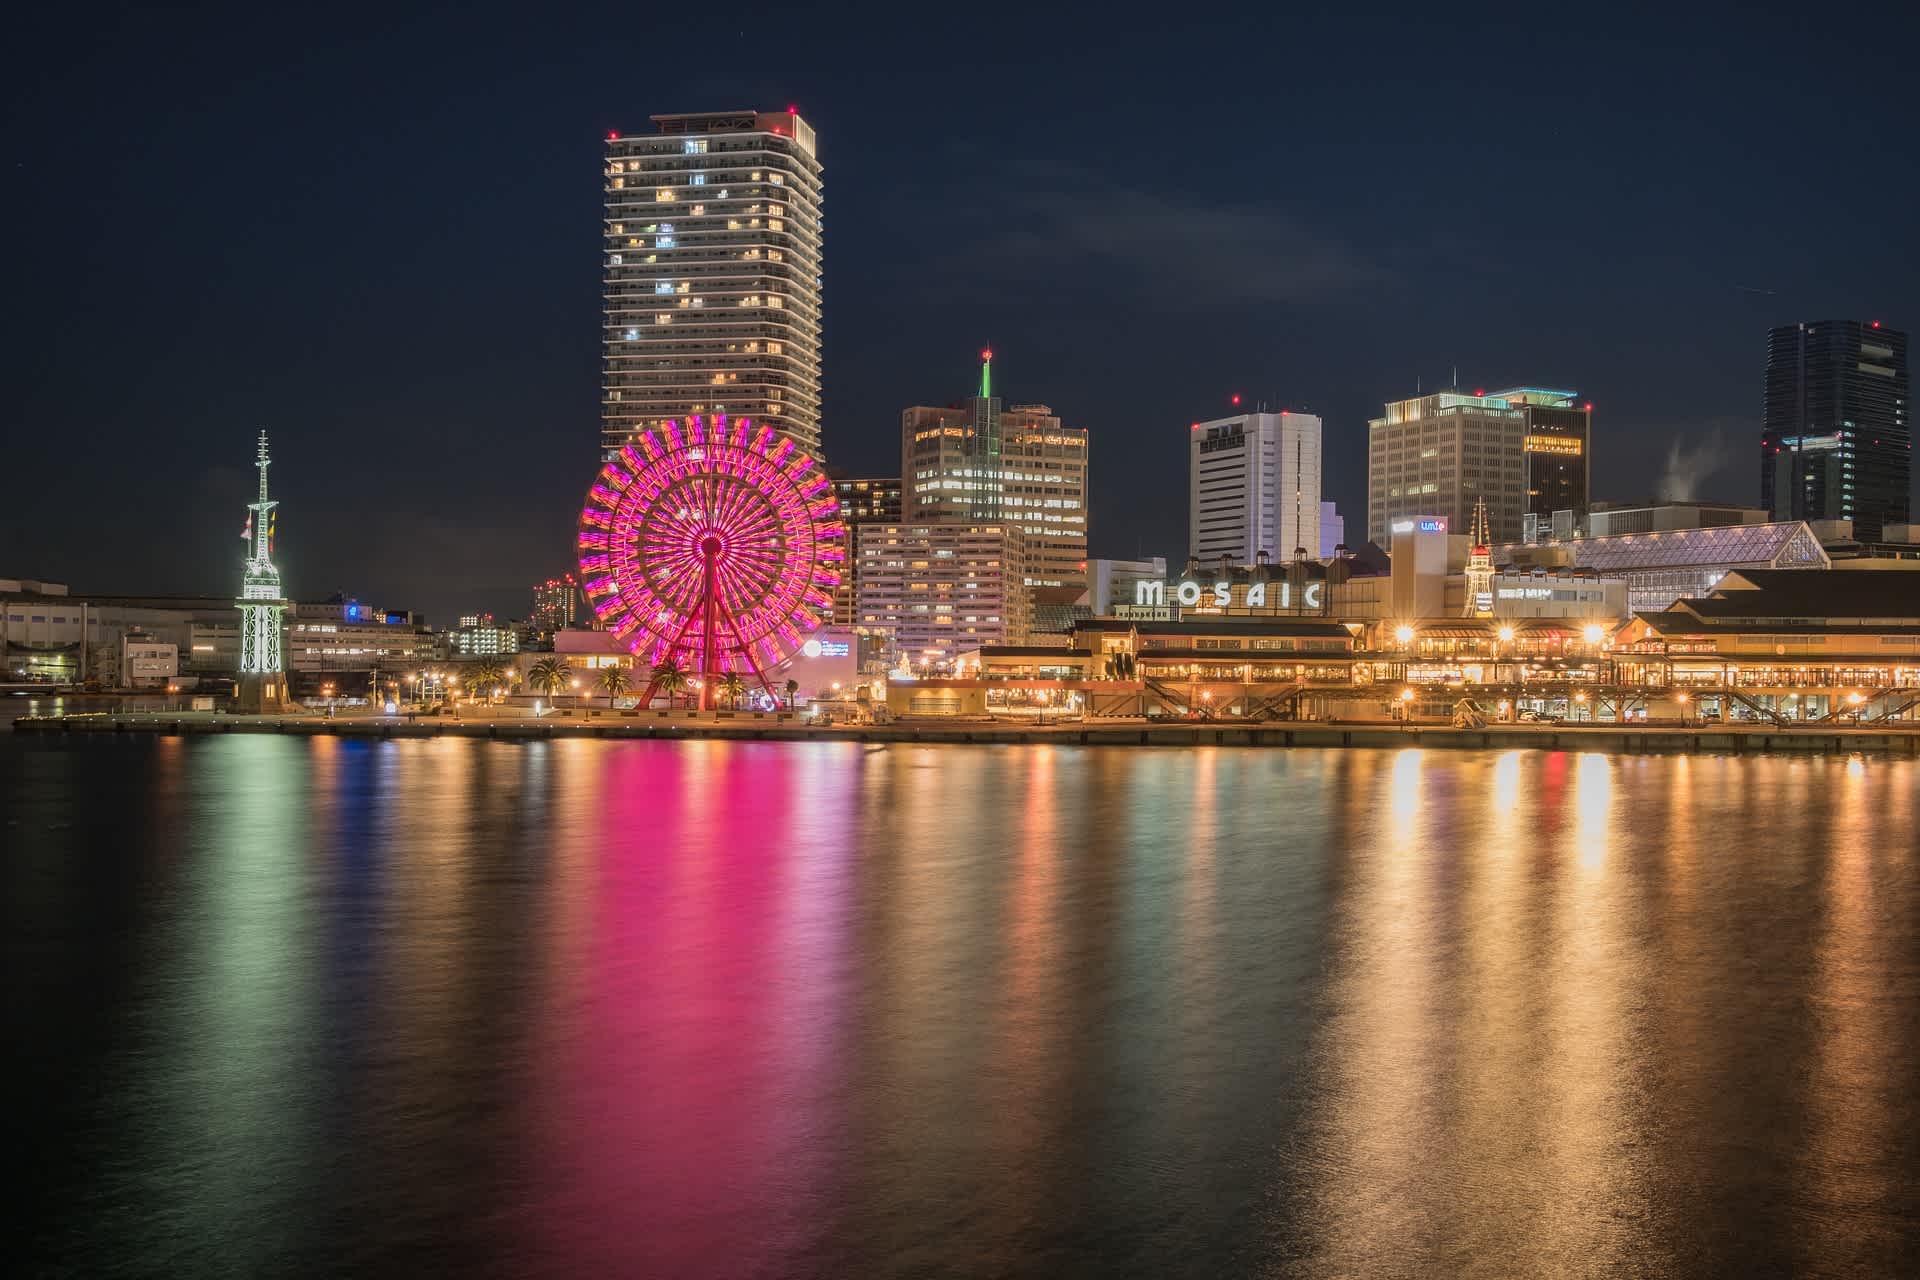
4 736 1917 1277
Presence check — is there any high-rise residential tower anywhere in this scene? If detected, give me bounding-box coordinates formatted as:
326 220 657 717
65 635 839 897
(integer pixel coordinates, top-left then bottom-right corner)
1762 320 1910 541
603 110 824 457
902 352 1090 595
1367 387 1590 545
1188 411 1322 564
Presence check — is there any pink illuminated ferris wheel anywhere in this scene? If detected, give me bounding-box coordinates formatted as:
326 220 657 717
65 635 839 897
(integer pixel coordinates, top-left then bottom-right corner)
577 415 844 710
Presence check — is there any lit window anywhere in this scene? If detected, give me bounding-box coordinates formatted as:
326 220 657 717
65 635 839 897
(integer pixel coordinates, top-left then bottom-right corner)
682 139 706 155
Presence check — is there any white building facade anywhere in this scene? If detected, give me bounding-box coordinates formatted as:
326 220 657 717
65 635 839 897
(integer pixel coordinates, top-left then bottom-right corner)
603 110 824 457
1189 411 1322 564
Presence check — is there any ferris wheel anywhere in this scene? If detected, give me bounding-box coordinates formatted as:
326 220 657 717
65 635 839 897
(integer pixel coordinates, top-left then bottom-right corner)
577 415 844 709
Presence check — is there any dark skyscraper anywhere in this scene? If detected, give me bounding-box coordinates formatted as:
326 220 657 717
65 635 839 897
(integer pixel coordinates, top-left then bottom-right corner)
1762 321 1910 541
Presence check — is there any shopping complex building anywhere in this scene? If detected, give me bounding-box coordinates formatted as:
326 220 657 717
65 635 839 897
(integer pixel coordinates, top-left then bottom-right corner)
879 560 1920 726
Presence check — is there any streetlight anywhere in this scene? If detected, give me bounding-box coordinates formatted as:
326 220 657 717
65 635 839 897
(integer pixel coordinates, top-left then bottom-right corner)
1677 690 1690 726
1582 623 1605 647
1847 690 1865 723
1497 625 1515 644
1394 624 1415 648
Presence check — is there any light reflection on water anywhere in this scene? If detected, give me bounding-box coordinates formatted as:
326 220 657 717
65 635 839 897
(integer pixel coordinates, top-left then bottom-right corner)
3 737 1918 1277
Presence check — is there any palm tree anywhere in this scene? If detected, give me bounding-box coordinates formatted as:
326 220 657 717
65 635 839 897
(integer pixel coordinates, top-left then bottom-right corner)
784 677 799 710
717 671 746 709
651 657 687 710
467 660 506 703
527 656 571 704
598 666 631 709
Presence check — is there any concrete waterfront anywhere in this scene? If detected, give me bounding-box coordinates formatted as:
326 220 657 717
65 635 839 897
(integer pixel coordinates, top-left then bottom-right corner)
14 710 1920 754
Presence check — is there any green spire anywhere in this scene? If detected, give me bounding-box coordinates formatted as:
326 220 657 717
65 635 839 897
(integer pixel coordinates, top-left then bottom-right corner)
979 346 992 399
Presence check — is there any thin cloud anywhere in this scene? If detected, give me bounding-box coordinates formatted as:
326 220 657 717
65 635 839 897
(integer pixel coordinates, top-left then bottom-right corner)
942 180 1389 307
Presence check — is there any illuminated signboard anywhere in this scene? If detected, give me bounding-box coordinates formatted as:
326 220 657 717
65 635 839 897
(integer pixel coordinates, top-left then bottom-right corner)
1134 579 1323 610
1390 517 1449 534
801 637 850 658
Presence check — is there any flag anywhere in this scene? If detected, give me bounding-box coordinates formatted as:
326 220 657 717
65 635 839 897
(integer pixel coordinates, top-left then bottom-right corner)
241 513 253 541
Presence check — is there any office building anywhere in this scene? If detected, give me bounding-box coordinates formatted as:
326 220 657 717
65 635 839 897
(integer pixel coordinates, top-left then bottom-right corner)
830 476 903 625
853 521 1032 672
603 109 824 457
1368 387 1591 545
1189 411 1322 564
286 601 436 682
1762 320 1910 541
903 353 1089 594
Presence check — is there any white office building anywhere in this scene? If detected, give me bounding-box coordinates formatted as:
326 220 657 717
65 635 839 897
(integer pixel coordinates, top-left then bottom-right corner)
1189 411 1322 564
603 109 824 457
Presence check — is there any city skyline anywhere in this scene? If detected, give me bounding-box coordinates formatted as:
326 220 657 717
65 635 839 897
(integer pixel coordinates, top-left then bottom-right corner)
5 6 1915 624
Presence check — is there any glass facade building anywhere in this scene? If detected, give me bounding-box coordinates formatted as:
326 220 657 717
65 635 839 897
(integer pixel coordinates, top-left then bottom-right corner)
1762 320 1910 541
1369 388 1590 545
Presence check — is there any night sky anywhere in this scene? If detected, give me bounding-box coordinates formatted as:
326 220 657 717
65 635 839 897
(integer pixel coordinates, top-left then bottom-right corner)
6 4 1915 625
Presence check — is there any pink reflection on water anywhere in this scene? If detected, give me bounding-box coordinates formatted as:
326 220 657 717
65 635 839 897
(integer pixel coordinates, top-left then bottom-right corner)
518 742 857 1276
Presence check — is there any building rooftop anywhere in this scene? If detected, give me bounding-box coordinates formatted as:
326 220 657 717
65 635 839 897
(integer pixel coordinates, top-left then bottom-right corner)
1687 569 1920 623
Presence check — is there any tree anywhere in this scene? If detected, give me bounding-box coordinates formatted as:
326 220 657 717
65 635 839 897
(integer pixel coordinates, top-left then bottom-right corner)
527 656 571 703
467 660 506 702
717 671 746 709
598 666 631 709
784 677 799 710
651 657 687 710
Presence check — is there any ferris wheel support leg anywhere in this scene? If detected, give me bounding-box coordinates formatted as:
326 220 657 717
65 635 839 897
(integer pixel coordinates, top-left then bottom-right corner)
638 610 699 709
716 595 780 705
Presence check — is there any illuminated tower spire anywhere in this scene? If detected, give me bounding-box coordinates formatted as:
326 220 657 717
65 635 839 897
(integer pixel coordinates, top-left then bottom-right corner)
234 430 295 713
1464 495 1494 617
980 346 992 399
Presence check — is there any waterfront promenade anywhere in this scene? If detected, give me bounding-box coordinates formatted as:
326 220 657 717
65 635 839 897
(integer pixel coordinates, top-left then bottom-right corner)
15 709 1920 754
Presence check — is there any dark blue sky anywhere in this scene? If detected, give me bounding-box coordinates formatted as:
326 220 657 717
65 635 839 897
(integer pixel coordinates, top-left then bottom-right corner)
5 3 1915 623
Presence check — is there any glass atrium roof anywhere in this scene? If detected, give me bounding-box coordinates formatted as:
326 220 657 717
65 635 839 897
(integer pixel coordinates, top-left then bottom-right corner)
1496 522 1829 573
